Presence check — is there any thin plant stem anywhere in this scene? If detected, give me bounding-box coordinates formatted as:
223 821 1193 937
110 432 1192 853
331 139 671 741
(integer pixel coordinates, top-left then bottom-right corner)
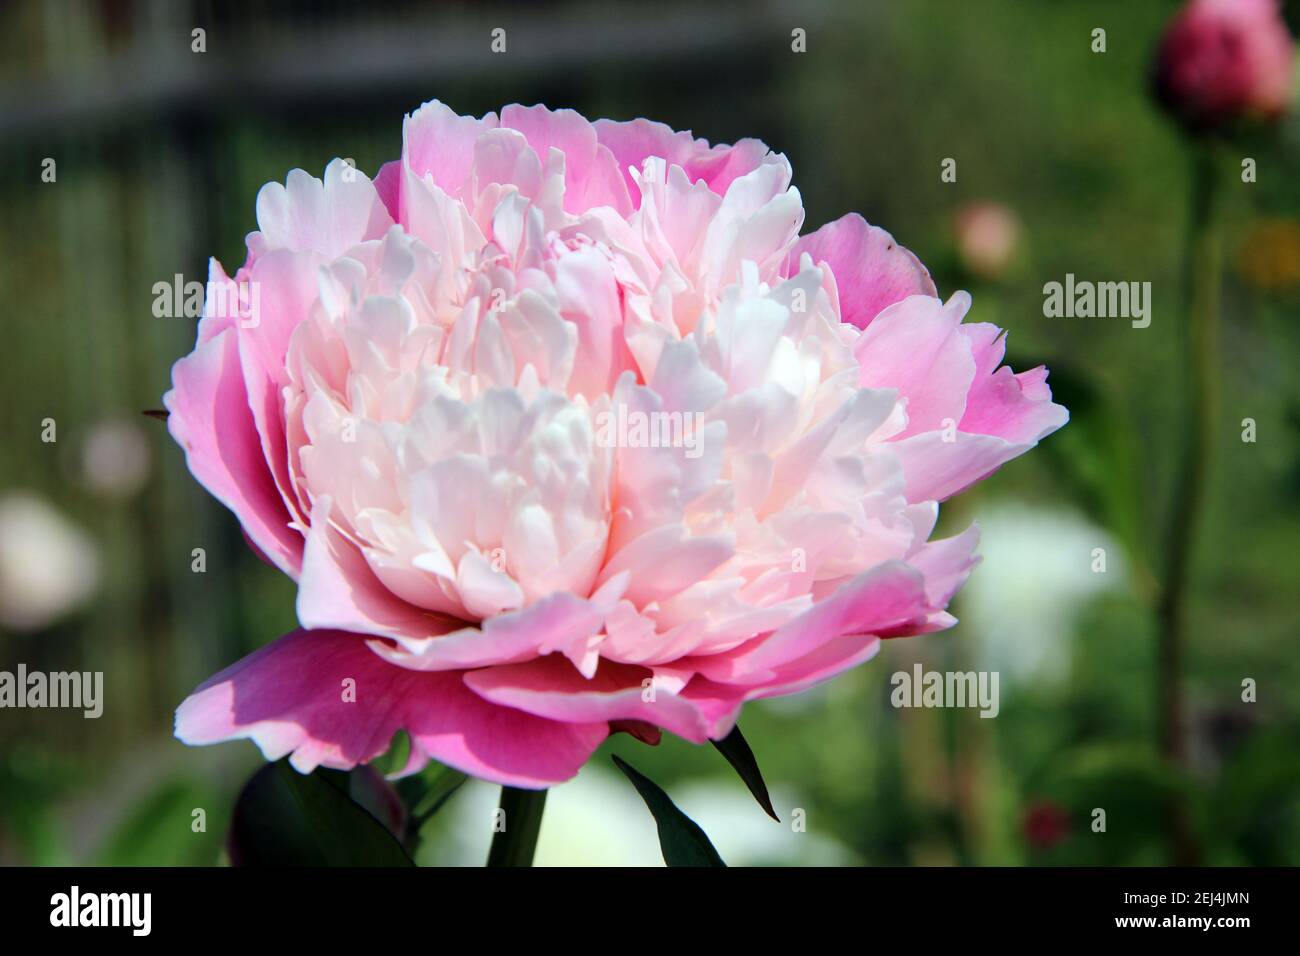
1156 145 1222 866
486 786 548 867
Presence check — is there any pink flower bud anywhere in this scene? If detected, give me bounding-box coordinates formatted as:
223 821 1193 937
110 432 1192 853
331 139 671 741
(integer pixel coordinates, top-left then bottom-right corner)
1155 0 1296 133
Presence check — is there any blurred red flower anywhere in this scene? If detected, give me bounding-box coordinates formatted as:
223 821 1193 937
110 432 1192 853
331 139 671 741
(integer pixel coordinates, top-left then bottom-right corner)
1023 801 1071 850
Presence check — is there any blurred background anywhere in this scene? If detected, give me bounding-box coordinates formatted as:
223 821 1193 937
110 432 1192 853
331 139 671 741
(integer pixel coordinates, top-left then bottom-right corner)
1 0 1298 866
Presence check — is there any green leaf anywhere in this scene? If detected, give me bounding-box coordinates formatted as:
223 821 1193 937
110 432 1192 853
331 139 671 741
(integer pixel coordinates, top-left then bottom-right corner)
228 760 414 867
407 766 469 828
612 754 726 867
345 765 409 839
712 724 779 821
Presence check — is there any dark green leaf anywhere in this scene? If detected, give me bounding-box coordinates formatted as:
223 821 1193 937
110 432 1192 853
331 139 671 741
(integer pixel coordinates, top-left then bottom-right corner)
612 754 725 867
227 760 414 867
711 724 779 821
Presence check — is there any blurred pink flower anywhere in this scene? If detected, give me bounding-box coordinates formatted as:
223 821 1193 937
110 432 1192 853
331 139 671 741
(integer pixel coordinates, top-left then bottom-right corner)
167 101 1066 787
953 201 1021 281
1154 0 1295 132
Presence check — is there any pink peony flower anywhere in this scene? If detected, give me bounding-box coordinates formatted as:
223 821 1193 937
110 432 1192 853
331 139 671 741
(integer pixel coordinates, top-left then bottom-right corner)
168 101 1066 787
1154 0 1295 132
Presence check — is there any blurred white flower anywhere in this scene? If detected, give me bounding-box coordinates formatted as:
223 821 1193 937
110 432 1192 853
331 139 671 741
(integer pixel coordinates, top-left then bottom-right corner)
80 420 151 499
423 763 853 866
0 492 100 631
962 503 1126 684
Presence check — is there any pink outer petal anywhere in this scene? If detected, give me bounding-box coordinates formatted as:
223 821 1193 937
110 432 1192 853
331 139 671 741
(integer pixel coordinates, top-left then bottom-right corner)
233 251 323 531
500 104 632 215
891 369 1068 502
789 213 937 329
373 160 401 223
658 526 981 725
592 117 773 206
239 341 304 531
367 590 615 673
164 327 303 576
890 431 1030 504
464 656 717 743
175 629 608 788
402 100 500 197
686 138 779 200
241 249 322 386
195 258 240 345
857 295 1067 501
690 561 934 687
960 351 1069 445
686 556 951 697
462 634 887 745
197 258 307 532
855 292 976 437
905 522 982 608
739 636 883 700
460 561 953 743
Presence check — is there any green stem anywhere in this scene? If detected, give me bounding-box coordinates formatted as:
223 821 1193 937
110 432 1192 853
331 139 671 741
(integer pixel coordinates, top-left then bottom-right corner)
486 786 548 867
1156 146 1222 866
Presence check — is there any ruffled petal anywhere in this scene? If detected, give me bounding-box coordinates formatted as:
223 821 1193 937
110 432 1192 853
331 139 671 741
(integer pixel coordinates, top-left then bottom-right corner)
254 159 393 259
593 116 774 205
176 628 607 787
164 328 302 576
790 213 936 329
464 655 718 743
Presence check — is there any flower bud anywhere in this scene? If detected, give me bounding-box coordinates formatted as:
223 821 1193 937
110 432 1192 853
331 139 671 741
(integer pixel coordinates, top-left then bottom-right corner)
1154 0 1296 133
